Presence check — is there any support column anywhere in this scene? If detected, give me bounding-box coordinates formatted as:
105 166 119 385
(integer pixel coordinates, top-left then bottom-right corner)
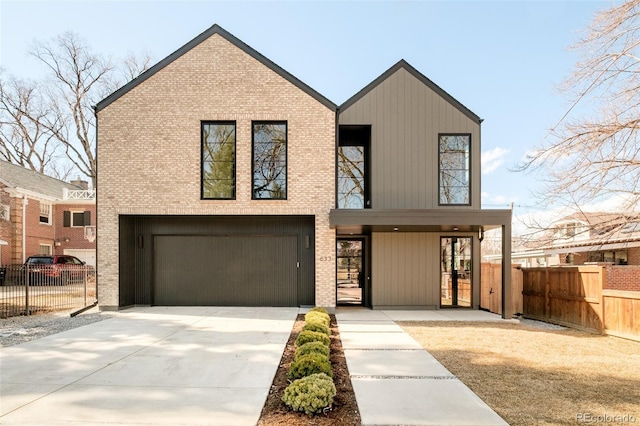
501 222 513 319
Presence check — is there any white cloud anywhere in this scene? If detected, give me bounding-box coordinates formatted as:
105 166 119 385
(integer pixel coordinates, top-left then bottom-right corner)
482 147 509 175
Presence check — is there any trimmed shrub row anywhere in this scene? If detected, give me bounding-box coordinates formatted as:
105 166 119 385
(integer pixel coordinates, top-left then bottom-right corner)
282 307 336 416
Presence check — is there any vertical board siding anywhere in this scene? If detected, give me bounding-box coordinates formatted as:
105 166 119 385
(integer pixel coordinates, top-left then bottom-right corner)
372 232 439 307
339 68 480 210
119 215 314 307
154 235 297 306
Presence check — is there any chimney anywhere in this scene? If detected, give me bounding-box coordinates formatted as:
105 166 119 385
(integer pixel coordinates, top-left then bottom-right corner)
70 177 89 190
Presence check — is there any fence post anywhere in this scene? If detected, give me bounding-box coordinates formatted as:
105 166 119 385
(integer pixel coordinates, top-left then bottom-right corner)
544 268 550 318
25 263 30 316
84 266 88 306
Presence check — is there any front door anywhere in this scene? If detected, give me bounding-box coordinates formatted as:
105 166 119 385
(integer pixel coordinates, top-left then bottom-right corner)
336 239 364 305
441 237 472 307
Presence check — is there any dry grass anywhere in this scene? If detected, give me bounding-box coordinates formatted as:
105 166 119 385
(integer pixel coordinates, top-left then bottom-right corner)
398 321 640 426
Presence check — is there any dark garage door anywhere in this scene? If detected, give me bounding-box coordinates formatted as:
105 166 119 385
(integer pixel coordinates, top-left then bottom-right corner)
154 235 298 306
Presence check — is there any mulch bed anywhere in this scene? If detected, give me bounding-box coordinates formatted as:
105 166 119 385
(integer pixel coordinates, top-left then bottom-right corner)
258 314 362 425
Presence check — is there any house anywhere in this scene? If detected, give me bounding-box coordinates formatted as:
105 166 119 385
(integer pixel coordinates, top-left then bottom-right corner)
539 212 640 265
95 24 513 317
0 160 96 266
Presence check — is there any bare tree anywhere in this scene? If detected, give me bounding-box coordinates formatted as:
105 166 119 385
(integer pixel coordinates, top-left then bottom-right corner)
0 73 70 177
0 32 152 187
516 0 640 242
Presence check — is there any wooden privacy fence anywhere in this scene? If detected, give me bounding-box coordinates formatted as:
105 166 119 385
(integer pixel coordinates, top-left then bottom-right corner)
521 266 640 342
480 263 523 316
602 290 640 342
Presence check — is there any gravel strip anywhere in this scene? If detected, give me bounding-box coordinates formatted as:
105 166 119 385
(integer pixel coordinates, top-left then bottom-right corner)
0 307 111 347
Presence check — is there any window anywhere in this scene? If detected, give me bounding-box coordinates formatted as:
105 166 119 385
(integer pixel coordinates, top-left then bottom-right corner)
338 146 365 208
439 134 470 205
252 122 287 199
39 244 52 255
39 202 51 224
63 211 91 227
202 121 236 199
72 212 85 227
338 125 370 209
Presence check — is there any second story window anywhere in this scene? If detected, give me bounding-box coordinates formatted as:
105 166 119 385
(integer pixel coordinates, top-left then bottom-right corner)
439 134 470 205
252 122 287 199
202 122 236 199
39 202 51 224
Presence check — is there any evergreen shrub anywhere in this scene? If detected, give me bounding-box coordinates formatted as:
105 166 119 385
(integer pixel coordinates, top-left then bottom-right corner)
295 341 330 360
295 330 330 347
288 352 333 380
282 373 337 415
305 311 330 327
302 321 330 336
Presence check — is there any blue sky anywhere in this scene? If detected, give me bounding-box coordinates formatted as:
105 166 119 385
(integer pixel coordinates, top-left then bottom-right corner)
0 0 610 220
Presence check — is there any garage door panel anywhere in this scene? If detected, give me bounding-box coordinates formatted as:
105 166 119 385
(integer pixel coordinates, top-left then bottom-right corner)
154 235 297 306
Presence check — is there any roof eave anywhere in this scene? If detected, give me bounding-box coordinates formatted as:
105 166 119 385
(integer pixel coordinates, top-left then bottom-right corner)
95 24 337 113
338 59 482 124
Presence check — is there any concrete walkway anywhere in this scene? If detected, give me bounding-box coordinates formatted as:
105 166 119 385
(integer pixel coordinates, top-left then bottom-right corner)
0 306 298 425
336 308 509 426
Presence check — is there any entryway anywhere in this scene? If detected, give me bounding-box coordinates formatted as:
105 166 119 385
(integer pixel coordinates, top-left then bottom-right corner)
336 239 364 306
440 237 472 307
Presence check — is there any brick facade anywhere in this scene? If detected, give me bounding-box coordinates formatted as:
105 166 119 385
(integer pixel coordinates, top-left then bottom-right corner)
0 182 95 266
605 265 640 291
97 32 336 309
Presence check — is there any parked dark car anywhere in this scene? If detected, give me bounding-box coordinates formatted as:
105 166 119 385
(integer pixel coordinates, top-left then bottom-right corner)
24 255 88 285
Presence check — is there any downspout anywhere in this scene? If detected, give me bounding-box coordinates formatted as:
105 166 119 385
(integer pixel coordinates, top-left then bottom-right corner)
22 194 28 263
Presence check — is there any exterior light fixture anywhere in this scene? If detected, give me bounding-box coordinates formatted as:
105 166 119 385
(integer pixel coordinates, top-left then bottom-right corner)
393 227 399 231
453 227 459 231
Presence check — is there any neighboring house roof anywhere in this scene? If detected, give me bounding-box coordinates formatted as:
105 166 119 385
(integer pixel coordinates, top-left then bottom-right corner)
539 212 640 253
0 160 83 200
339 59 482 124
95 24 337 113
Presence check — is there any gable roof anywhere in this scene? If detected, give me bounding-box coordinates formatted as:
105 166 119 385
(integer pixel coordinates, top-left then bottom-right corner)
339 59 482 124
95 24 337 112
0 160 83 200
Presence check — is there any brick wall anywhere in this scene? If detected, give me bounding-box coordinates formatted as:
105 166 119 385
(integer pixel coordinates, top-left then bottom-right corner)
53 204 96 254
605 265 640 291
97 33 336 309
627 247 640 265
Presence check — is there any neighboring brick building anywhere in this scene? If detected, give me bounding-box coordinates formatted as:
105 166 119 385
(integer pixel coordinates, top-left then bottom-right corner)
0 160 96 266
540 212 640 267
95 24 512 316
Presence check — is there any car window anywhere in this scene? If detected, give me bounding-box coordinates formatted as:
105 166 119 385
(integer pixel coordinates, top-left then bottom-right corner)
27 257 53 264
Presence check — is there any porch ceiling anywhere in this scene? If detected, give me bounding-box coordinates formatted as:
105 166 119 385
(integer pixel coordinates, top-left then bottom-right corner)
329 208 512 234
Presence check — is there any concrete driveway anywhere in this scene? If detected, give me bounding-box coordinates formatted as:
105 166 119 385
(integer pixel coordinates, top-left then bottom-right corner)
0 306 298 425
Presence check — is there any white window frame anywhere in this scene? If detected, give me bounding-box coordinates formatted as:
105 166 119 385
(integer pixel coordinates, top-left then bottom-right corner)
39 244 52 255
39 202 52 225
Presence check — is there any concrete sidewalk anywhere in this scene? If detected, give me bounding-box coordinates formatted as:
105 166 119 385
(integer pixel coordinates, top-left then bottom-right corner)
336 308 509 426
0 306 298 425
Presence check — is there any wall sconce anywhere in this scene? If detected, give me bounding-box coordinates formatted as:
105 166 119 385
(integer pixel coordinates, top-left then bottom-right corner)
55 241 61 247
453 227 459 231
393 227 399 231
63 237 70 243
478 227 485 242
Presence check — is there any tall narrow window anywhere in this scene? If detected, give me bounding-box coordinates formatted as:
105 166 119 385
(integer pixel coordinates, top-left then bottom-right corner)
202 122 236 199
39 202 51 224
439 134 470 205
338 146 365 208
338 125 370 209
252 122 287 199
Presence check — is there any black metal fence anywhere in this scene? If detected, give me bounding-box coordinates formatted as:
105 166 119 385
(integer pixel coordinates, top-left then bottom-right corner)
0 264 97 318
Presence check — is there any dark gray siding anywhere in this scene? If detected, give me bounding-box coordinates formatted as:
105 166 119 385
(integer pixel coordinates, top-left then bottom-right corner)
118 215 315 307
154 235 297 306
